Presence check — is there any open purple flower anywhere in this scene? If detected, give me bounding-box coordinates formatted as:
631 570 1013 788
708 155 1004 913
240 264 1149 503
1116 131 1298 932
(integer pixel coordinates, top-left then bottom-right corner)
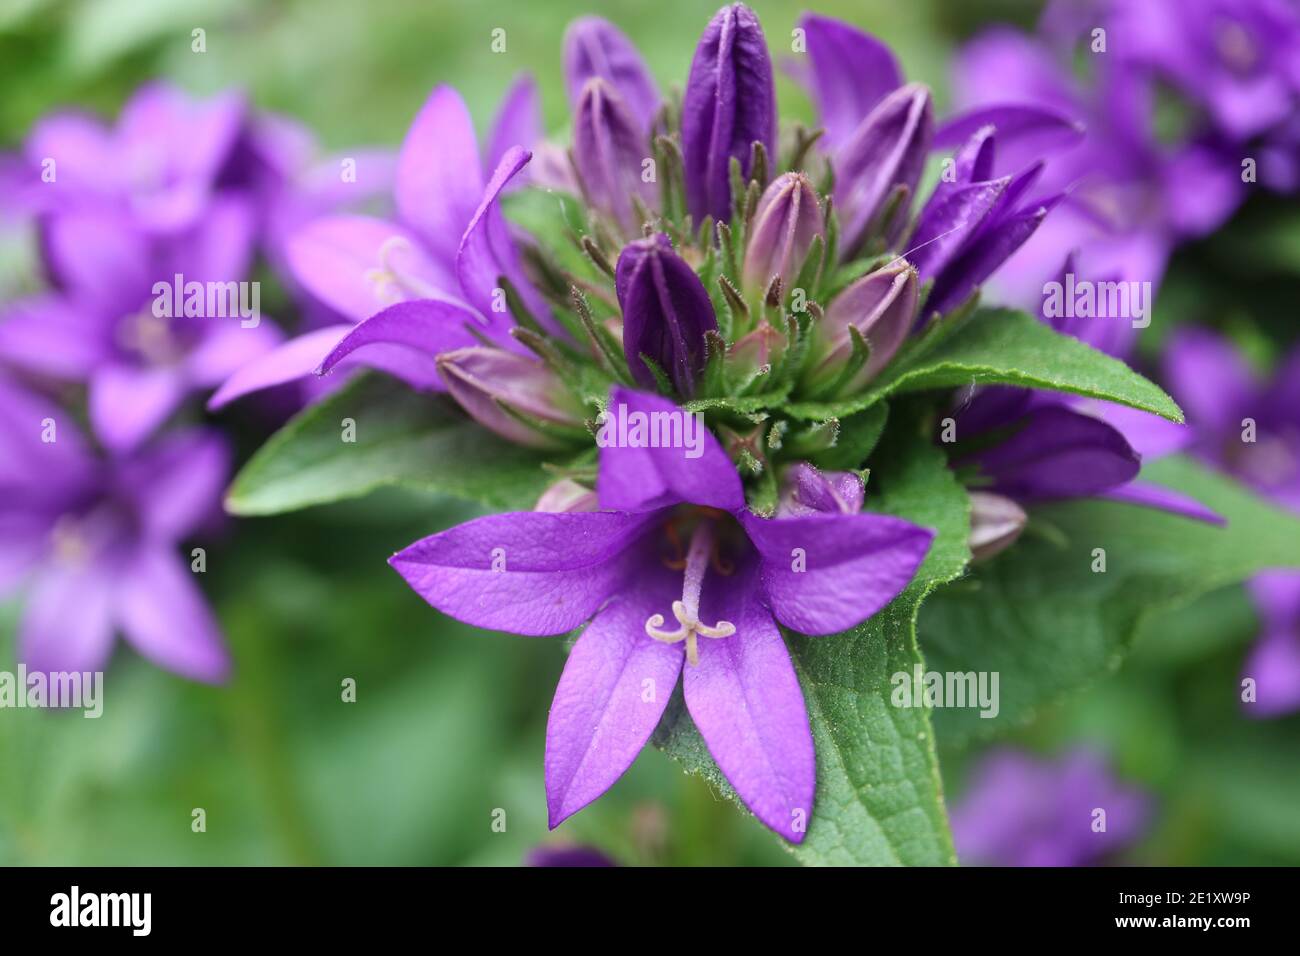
0 202 279 451
17 83 245 233
0 373 230 681
209 81 550 410
951 747 1150 867
387 388 933 840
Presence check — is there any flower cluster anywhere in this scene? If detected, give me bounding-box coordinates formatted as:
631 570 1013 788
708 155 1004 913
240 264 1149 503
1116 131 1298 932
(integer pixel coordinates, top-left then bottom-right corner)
3 2 1294 850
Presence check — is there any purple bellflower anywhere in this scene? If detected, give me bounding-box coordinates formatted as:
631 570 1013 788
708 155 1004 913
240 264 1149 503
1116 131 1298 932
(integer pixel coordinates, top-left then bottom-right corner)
1163 328 1300 715
0 373 230 681
387 388 933 841
0 203 278 452
15 83 245 234
209 80 550 410
951 747 1150 867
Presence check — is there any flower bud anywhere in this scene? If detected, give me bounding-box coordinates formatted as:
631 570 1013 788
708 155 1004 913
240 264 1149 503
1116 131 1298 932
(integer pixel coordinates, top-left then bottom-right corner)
437 347 584 449
742 172 824 296
967 491 1027 561
682 3 776 223
776 462 865 517
833 83 932 255
808 259 918 393
573 78 656 234
615 233 718 396
562 16 661 131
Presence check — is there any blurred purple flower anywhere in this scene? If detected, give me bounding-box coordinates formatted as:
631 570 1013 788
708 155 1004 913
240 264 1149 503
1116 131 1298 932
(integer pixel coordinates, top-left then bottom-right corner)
525 845 618 867
0 202 279 452
944 0 1300 314
951 748 1150 867
1163 328 1300 715
0 373 230 682
387 387 933 841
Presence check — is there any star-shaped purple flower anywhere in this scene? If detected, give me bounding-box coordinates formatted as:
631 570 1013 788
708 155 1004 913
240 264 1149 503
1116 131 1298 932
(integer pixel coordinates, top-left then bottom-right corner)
387 387 933 840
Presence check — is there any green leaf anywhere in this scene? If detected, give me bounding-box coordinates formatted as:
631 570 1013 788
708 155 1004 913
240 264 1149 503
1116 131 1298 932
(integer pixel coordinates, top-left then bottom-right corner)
788 307 1184 424
226 375 558 516
921 455 1300 744
655 401 971 865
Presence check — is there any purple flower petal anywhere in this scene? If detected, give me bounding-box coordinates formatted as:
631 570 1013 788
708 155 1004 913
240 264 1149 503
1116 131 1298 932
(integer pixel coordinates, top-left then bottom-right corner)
563 16 661 131
456 146 553 334
389 510 657 636
740 509 933 635
0 294 111 379
316 299 487 386
487 73 542 175
19 561 116 675
42 209 152 316
934 104 1084 176
116 546 229 683
286 215 460 323
207 324 352 410
926 201 1051 317
684 556 814 842
1163 327 1257 436
965 404 1141 502
1098 481 1226 525
546 561 685 828
89 363 186 453
1249 571 1300 627
396 86 484 264
1243 631 1300 717
797 13 902 150
122 428 230 542
185 320 284 388
681 3 776 222
596 386 744 514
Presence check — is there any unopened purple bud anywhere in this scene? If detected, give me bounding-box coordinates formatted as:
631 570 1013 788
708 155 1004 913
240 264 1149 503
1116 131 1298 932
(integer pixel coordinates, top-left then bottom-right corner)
811 259 918 392
535 479 600 514
833 83 933 255
967 491 1027 561
682 3 776 223
573 78 656 233
615 233 718 396
742 172 824 296
776 462 865 517
437 347 583 449
562 16 661 131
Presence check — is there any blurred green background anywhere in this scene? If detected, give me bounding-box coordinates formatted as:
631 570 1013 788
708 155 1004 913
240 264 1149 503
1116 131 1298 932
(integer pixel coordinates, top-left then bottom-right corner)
2 0 1297 866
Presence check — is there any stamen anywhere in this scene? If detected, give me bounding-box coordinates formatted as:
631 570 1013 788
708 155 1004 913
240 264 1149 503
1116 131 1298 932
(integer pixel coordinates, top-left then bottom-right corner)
645 520 736 665
364 236 444 305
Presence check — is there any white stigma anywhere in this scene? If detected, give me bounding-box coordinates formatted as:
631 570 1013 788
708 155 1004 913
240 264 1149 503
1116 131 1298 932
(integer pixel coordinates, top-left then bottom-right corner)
645 520 736 665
